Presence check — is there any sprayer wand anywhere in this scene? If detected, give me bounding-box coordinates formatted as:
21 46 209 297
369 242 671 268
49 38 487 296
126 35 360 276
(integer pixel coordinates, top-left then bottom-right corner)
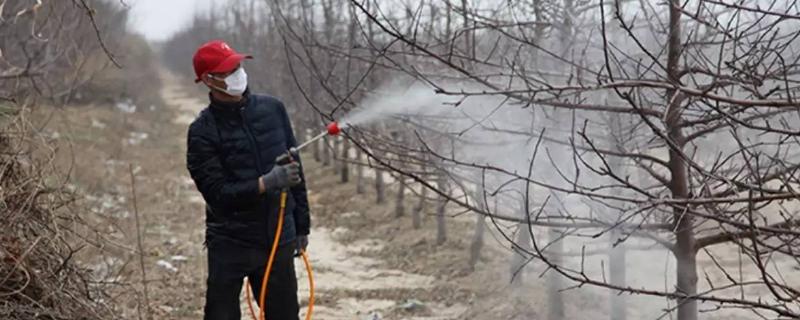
291 121 343 154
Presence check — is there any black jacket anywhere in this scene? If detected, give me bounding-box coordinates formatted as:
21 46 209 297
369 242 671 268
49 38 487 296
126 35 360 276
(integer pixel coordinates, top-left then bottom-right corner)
187 90 310 248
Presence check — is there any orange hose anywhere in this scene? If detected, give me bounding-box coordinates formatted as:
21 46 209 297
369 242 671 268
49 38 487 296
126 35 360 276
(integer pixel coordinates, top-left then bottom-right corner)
257 191 287 320
245 190 315 320
300 250 315 319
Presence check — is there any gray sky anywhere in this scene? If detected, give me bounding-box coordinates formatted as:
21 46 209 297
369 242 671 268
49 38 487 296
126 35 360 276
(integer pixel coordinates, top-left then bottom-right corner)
128 0 225 42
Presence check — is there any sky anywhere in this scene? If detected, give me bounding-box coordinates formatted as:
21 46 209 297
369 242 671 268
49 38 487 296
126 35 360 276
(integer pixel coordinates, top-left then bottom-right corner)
127 0 228 42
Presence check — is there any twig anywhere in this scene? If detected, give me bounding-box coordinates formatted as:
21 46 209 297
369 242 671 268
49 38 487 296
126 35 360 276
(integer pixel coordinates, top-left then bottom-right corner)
77 0 122 68
129 164 151 320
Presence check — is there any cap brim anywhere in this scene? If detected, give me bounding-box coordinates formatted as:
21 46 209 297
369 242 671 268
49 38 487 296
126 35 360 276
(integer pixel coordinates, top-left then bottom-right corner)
210 53 252 74
194 53 253 82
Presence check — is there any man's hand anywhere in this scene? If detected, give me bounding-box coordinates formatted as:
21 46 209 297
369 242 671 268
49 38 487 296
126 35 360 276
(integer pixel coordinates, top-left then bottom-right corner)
275 152 296 165
296 235 309 254
260 161 301 192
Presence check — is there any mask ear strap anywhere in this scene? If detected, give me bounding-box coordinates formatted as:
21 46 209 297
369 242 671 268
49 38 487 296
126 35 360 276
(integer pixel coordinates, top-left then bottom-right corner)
209 84 230 95
204 73 228 94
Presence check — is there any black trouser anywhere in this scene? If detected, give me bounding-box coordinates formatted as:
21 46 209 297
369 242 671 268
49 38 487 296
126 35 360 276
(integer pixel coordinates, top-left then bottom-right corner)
204 240 299 320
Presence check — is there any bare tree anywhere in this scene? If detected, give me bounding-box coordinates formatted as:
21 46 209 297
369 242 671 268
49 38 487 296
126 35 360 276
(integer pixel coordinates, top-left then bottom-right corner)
436 168 450 246
395 176 406 217
340 138 350 182
375 167 386 204
467 172 486 271
356 148 366 194
412 183 427 229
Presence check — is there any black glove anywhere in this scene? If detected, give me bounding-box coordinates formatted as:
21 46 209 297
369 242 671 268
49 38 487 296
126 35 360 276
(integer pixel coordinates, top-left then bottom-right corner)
261 161 301 190
296 235 309 255
275 150 298 165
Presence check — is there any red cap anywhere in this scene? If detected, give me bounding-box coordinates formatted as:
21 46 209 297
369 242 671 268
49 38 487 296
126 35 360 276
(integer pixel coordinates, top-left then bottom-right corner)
193 40 252 83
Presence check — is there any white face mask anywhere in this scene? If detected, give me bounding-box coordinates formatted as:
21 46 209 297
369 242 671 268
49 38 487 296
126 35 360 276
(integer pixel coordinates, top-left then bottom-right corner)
210 67 248 96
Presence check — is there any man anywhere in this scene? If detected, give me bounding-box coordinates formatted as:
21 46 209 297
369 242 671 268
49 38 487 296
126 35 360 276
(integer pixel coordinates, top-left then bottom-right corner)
186 40 310 320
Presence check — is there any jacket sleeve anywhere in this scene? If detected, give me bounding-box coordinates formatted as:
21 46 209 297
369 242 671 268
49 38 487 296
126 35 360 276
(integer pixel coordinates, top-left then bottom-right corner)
278 101 311 236
186 118 261 211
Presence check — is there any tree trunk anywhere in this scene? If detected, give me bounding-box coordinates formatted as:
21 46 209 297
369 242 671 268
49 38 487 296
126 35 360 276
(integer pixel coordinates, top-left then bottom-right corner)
311 129 322 163
341 10 354 184
340 138 349 183
468 175 487 271
461 0 470 58
672 138 697 320
322 138 331 166
468 215 485 271
435 197 447 245
435 172 448 245
412 186 426 229
333 136 342 174
395 178 405 217
375 168 385 204
675 237 697 320
356 149 365 194
665 0 696 319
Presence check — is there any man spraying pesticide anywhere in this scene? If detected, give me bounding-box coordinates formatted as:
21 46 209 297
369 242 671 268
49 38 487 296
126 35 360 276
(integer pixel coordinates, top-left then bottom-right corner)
186 40 341 320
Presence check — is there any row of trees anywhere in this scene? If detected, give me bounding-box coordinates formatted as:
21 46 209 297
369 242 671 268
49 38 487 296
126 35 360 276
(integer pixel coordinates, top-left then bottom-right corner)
163 1 800 319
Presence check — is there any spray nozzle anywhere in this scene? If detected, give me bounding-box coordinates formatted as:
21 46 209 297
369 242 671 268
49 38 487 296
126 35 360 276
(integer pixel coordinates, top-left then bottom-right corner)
327 121 341 136
291 121 345 155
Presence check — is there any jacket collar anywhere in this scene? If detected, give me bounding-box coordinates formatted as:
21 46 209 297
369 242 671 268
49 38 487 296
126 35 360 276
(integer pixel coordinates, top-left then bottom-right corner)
209 88 250 113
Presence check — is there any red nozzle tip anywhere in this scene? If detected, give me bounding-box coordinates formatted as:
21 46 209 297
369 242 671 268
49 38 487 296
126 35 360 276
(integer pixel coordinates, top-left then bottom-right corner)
327 121 341 135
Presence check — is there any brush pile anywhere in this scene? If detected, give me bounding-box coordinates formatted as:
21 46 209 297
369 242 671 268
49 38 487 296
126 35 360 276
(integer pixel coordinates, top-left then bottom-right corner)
0 111 113 320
